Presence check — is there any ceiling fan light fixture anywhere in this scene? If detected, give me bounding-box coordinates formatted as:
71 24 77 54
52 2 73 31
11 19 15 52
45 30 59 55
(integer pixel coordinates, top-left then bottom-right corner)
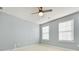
38 12 44 16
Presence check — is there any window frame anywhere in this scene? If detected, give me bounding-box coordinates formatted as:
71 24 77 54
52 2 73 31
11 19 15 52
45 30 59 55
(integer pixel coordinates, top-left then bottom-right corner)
58 20 74 42
42 25 49 40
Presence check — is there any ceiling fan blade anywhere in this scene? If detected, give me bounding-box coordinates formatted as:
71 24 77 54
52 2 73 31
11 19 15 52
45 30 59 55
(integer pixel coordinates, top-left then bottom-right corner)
42 9 52 13
0 7 3 9
32 12 39 14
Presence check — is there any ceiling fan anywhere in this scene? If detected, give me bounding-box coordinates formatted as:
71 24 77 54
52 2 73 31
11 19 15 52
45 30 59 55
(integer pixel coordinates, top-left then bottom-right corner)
32 7 52 16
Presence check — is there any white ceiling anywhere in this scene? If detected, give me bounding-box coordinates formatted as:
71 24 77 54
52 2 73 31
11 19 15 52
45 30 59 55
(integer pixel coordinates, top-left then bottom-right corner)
1 7 79 24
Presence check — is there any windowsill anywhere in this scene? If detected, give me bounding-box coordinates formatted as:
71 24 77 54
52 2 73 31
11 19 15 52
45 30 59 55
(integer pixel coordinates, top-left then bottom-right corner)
59 40 74 43
43 40 49 41
42 40 49 41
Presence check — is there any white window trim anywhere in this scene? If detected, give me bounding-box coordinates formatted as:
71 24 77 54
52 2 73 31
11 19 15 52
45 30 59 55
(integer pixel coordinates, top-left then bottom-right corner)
59 20 74 42
42 25 49 40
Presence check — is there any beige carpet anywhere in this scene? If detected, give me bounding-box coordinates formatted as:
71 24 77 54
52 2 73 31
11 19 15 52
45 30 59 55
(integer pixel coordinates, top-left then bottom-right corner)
14 44 73 51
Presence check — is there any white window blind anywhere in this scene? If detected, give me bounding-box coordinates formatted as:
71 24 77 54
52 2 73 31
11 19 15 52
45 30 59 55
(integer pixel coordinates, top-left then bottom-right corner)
59 20 74 41
42 26 49 40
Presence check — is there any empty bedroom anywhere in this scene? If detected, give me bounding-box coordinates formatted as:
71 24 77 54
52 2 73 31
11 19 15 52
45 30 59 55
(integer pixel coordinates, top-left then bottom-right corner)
0 7 79 51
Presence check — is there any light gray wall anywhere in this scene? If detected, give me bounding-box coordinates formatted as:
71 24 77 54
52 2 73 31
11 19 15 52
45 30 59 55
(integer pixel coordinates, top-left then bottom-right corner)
0 12 39 50
40 12 79 50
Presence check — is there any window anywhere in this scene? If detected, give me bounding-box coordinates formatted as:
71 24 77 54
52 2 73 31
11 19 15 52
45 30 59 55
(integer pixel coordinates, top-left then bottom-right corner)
59 20 74 41
42 26 49 40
